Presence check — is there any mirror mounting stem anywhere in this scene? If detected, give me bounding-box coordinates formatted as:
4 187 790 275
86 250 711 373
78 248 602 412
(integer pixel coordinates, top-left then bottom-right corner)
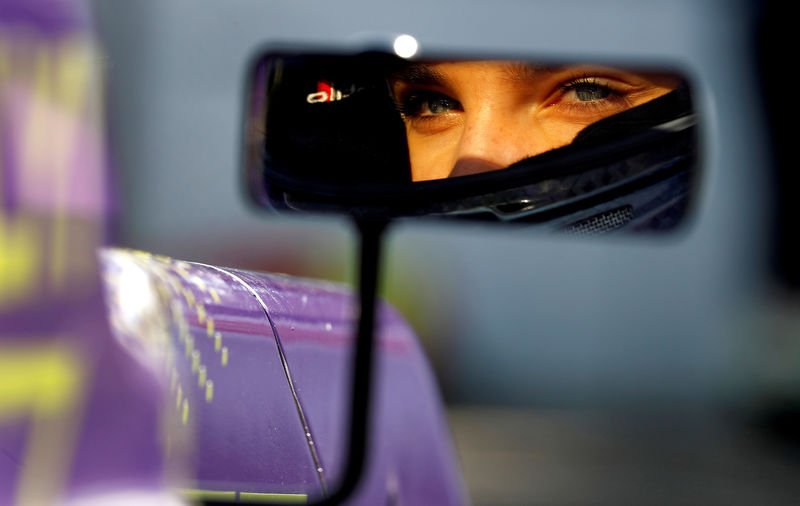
317 216 389 505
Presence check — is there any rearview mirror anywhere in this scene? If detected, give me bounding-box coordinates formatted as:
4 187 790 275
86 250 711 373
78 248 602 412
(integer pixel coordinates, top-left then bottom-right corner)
244 51 698 234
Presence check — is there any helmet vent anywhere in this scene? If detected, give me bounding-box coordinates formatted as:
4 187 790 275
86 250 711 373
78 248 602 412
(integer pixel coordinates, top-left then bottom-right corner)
563 205 634 236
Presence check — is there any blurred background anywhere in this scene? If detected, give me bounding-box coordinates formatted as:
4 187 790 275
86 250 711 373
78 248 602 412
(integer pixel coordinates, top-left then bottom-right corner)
90 1 800 504
4 0 799 503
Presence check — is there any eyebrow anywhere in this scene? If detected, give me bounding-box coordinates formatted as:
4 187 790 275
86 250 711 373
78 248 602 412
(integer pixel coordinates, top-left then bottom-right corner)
390 61 561 87
390 63 448 86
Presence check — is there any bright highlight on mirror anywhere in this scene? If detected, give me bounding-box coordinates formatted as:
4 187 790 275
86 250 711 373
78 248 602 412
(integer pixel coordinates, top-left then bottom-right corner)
246 52 698 234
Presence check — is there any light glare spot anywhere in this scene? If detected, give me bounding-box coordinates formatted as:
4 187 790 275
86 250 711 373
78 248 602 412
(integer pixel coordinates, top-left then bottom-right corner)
115 261 157 329
393 34 418 58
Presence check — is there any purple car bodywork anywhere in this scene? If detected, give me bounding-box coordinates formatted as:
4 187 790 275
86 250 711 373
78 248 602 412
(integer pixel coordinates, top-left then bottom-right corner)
99 250 466 505
2 247 465 505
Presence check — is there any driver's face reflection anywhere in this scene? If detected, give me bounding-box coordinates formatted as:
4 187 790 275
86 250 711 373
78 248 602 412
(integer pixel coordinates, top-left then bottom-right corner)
390 61 680 182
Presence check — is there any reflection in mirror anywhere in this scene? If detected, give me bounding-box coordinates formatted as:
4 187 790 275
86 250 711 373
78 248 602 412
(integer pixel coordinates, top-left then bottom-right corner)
246 53 698 234
389 61 682 181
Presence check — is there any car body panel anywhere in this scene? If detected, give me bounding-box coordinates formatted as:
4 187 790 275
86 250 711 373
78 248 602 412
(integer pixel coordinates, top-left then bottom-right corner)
100 249 466 505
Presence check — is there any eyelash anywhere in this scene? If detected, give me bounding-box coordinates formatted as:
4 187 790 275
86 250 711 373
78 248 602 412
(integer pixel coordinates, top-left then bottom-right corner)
562 76 612 97
393 76 630 121
394 90 461 119
553 76 632 111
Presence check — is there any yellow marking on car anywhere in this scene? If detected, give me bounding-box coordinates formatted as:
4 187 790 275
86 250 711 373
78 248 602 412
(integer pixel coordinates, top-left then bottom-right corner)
206 317 215 337
175 266 191 281
191 350 200 373
209 287 221 303
180 320 190 342
197 365 207 387
0 214 41 307
238 492 308 503
196 302 206 323
214 332 222 352
205 380 214 403
177 489 236 501
176 489 308 503
0 343 86 506
167 274 182 294
181 399 189 425
221 346 229 367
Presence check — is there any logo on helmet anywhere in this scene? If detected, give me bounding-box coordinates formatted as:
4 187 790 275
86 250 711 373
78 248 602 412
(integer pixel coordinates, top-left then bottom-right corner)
306 80 354 103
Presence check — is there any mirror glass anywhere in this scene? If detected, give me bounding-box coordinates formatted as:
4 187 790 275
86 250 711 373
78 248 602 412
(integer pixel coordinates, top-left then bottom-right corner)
245 53 698 233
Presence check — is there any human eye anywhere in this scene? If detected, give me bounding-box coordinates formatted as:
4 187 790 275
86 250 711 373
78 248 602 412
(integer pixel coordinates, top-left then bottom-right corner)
554 76 632 109
396 90 463 119
538 74 642 124
561 77 615 102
